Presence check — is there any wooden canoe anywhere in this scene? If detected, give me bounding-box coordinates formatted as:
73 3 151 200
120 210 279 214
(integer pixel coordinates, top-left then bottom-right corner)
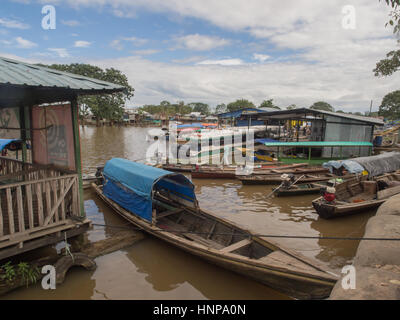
312 173 400 219
276 182 330 197
239 173 349 185
92 183 338 299
190 163 326 180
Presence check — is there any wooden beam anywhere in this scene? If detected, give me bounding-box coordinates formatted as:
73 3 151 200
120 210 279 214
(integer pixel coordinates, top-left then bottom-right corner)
220 239 251 253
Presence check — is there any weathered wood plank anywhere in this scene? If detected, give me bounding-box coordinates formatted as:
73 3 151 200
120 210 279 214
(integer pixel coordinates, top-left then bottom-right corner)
43 178 75 226
45 181 52 223
16 186 24 232
60 179 65 220
36 183 44 225
26 184 34 229
220 239 251 253
6 188 14 234
52 180 59 223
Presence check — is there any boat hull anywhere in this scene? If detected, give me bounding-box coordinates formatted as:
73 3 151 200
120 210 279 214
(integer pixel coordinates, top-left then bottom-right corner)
312 197 385 219
92 183 337 299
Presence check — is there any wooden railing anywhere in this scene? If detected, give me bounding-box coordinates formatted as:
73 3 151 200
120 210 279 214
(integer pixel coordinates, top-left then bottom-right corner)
0 157 81 248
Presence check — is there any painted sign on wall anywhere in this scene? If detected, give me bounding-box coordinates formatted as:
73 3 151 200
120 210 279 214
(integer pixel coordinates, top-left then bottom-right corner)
0 108 20 139
32 104 75 170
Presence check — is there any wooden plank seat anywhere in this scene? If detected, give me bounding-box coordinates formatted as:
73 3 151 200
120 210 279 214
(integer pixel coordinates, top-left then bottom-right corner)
157 217 224 249
220 238 251 253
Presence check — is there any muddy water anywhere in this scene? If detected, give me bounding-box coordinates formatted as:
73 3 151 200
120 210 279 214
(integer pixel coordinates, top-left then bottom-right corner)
3 126 375 300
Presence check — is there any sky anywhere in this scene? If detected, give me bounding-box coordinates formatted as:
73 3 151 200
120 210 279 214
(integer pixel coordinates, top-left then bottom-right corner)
0 0 400 112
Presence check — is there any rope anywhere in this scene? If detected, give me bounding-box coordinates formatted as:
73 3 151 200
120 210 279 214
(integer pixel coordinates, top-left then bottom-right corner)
91 223 400 241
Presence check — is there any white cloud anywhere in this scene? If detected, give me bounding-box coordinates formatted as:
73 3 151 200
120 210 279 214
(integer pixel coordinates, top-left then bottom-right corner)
16 0 400 112
174 34 230 51
253 53 270 62
48 48 70 58
74 40 92 48
110 37 147 50
61 20 81 27
0 18 30 29
15 36 37 48
133 49 159 55
196 58 244 66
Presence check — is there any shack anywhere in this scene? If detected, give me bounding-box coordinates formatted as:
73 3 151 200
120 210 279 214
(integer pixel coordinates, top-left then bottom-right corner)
257 108 384 157
0 56 125 260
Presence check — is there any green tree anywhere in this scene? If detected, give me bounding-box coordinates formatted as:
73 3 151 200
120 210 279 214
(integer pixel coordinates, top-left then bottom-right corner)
188 102 210 115
43 63 134 124
226 99 256 112
309 101 334 112
215 103 227 114
379 90 400 119
259 99 280 109
286 104 297 110
374 0 400 76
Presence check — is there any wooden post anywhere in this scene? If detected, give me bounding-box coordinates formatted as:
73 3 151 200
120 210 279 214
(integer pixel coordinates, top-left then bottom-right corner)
71 97 85 217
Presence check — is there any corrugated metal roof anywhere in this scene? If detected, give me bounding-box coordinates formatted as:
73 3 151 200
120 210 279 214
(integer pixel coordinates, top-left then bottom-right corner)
258 108 384 126
0 56 125 92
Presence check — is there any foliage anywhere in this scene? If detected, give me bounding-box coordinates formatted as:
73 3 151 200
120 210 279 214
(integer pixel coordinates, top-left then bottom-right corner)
0 261 39 287
215 103 227 114
259 99 280 109
309 101 334 112
226 99 256 112
374 0 400 76
17 262 40 288
42 63 134 122
374 50 400 76
0 261 16 284
286 104 297 110
187 102 210 115
379 90 400 119
140 101 193 116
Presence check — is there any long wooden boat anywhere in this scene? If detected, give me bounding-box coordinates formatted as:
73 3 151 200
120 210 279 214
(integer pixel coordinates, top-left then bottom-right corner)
190 163 326 179
239 173 350 185
312 173 400 219
93 158 338 299
275 182 331 197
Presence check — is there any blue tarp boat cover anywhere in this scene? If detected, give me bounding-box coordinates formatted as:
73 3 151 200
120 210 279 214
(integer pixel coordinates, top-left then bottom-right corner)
0 139 22 151
103 158 196 222
323 152 400 177
323 159 365 175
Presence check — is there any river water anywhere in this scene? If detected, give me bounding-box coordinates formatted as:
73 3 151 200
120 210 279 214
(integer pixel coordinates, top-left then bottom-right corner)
3 126 375 299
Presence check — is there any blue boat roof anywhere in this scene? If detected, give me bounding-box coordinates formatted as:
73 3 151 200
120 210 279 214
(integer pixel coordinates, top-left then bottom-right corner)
0 139 22 151
103 158 194 198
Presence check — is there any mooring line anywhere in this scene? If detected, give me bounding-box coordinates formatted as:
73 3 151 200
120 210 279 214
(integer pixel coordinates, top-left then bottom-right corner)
91 223 400 241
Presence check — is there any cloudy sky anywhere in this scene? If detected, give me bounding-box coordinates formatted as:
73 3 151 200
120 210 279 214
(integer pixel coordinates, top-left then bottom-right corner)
1 0 399 112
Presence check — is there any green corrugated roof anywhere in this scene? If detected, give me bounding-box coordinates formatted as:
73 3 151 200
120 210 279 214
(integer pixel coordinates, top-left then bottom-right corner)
0 56 125 92
260 141 373 147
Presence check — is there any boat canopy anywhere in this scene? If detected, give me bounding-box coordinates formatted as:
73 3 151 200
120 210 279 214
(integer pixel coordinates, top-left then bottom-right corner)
0 139 22 151
323 152 400 177
256 141 373 147
103 158 197 222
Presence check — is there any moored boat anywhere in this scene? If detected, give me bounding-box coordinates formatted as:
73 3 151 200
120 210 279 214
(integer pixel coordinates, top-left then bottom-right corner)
275 181 332 197
312 173 400 219
238 172 349 185
92 158 338 299
190 163 325 179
